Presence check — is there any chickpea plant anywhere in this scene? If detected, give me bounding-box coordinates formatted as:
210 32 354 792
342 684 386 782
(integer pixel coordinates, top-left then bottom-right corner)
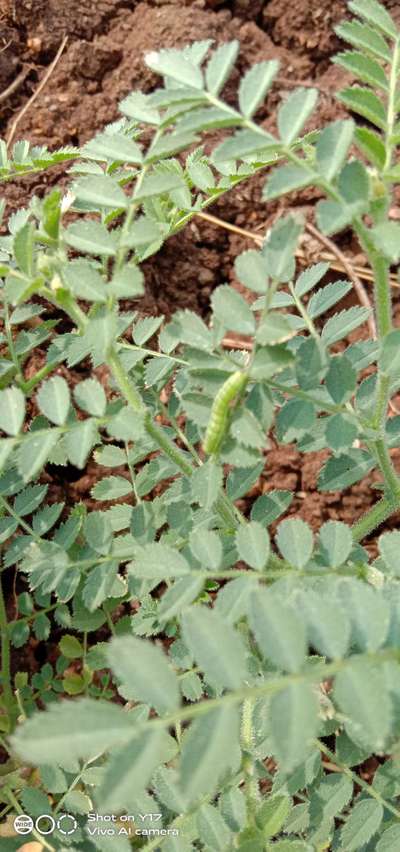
2 0 400 849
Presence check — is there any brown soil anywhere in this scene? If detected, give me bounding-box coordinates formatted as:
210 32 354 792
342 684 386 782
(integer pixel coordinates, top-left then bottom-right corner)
0 0 398 539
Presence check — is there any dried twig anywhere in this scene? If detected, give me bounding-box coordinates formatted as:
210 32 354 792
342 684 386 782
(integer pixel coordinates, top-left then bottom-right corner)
0 65 32 106
196 209 263 243
305 221 377 340
276 75 333 95
196 210 400 289
0 39 12 55
197 211 380 359
6 36 68 149
222 336 252 351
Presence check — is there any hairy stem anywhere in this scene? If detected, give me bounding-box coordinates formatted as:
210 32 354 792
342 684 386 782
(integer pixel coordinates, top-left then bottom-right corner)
109 648 400 734
371 437 400 498
241 698 259 821
108 349 240 530
316 740 400 821
351 495 400 542
353 221 392 341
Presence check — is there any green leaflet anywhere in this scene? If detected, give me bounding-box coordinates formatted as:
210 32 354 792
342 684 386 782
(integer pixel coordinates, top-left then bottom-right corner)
270 682 319 772
334 50 388 90
97 729 170 811
264 165 313 200
337 578 390 652
256 795 291 838
325 355 357 404
338 85 387 129
0 387 25 435
348 0 397 39
318 449 374 490
181 607 248 689
190 459 223 509
197 804 232 850
249 588 307 673
294 262 329 297
309 774 353 825
61 259 107 302
379 530 400 576
251 490 293 525
83 131 143 164
10 698 134 764
318 521 353 568
211 285 255 335
64 220 117 256
189 528 223 570
128 543 190 579
376 825 400 851
92 475 132 500
145 48 204 90
239 61 279 118
298 590 351 660
235 521 270 571
338 799 383 851
234 249 268 294
17 430 60 482
276 518 314 569
334 661 392 751
262 214 303 283
37 376 71 426
321 307 371 345
73 378 107 416
278 88 318 144
354 125 386 168
72 174 128 210
205 41 239 96
180 705 240 804
107 636 180 715
316 119 355 180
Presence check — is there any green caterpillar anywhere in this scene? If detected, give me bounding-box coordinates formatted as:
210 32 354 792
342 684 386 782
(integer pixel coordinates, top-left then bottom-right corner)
203 370 249 456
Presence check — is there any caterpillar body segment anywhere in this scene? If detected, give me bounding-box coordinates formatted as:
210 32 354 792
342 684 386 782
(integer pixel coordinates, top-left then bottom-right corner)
203 370 249 456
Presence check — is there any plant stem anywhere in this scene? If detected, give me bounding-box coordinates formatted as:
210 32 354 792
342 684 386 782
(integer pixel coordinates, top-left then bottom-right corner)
19 358 63 395
351 495 400 542
108 348 144 413
109 350 192 477
0 573 15 729
371 437 400 497
116 647 400 734
108 348 241 530
144 414 193 478
288 282 320 341
241 698 259 822
268 379 341 415
370 253 392 340
316 740 400 820
372 372 391 432
353 222 392 339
